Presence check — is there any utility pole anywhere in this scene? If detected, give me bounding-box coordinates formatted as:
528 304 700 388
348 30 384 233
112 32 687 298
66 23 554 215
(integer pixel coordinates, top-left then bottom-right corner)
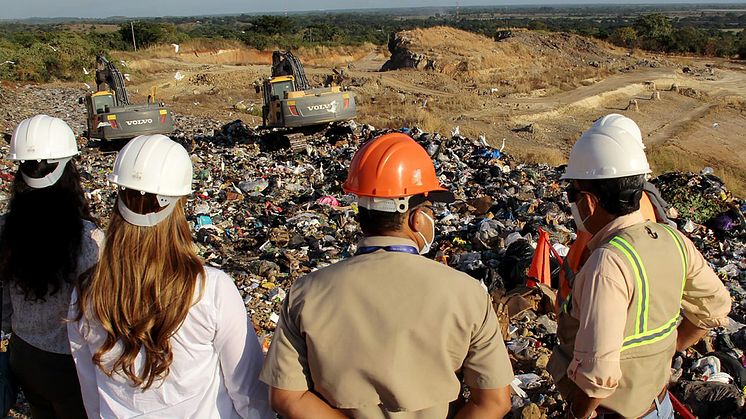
130 21 138 51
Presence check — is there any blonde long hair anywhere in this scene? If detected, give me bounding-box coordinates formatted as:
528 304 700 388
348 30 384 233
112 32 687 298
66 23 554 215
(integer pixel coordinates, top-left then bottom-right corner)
79 190 204 389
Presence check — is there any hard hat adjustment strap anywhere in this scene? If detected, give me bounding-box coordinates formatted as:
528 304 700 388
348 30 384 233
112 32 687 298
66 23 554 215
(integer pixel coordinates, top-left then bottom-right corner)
357 196 410 213
21 157 71 189
117 195 179 227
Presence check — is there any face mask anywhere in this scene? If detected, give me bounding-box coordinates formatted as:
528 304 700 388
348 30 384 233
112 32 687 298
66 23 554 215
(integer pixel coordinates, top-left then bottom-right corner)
416 211 435 255
571 203 591 233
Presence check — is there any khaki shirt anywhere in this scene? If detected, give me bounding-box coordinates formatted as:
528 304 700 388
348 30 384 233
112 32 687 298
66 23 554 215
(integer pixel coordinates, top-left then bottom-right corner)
565 211 731 398
260 236 513 418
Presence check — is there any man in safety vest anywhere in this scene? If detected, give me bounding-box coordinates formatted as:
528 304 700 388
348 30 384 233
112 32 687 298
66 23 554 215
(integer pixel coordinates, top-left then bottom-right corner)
548 124 731 418
557 114 674 312
260 133 514 418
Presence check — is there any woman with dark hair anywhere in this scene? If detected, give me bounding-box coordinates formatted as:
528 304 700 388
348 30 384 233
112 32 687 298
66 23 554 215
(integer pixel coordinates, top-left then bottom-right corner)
69 134 272 418
0 114 102 419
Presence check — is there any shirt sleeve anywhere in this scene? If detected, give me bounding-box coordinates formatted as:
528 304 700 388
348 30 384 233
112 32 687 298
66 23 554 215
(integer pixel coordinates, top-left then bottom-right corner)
568 249 630 399
1 285 12 333
462 288 514 389
66 290 101 419
259 281 312 391
79 225 104 275
0 217 10 333
212 272 273 419
678 233 731 329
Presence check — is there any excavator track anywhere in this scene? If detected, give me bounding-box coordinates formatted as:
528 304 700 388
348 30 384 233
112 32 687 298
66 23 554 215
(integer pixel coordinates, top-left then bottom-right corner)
285 133 308 153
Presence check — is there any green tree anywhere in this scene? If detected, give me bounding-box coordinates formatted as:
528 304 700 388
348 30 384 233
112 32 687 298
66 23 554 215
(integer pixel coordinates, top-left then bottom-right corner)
302 24 341 44
635 13 673 51
736 30 746 58
672 27 707 54
610 26 638 48
118 22 179 50
250 16 295 35
528 20 548 31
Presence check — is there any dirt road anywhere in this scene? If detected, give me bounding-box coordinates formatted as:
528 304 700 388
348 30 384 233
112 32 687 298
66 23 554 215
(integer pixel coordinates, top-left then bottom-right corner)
113 47 746 195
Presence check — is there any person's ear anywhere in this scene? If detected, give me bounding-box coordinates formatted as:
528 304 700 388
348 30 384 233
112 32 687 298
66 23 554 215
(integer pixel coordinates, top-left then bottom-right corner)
576 192 594 217
408 208 424 233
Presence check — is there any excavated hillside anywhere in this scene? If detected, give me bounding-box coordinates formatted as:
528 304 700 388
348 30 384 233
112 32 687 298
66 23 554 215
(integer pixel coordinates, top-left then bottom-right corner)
381 26 665 95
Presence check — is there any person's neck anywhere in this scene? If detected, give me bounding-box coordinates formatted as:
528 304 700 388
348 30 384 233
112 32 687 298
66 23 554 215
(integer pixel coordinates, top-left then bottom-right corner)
588 212 617 236
365 230 421 247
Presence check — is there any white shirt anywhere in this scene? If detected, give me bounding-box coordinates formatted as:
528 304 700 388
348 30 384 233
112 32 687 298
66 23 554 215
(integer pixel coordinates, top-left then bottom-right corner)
1 219 103 354
68 267 273 419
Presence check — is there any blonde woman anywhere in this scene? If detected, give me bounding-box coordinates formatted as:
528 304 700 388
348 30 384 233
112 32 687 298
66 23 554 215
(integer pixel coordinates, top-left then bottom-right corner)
68 135 272 419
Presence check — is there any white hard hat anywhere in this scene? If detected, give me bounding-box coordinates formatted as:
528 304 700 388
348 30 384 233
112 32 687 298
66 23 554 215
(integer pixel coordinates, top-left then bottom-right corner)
109 135 192 227
592 113 644 149
9 115 79 188
562 126 652 180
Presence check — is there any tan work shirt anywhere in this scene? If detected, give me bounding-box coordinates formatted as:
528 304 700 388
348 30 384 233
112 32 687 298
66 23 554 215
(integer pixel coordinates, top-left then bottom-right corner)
558 211 731 400
260 236 513 418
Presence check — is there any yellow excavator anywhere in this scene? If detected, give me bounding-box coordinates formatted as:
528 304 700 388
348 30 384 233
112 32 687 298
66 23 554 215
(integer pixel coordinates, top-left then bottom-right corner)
258 51 356 129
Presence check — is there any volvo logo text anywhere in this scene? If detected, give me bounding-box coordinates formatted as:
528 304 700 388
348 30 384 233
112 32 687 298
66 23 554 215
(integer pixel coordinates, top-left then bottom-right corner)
125 119 153 126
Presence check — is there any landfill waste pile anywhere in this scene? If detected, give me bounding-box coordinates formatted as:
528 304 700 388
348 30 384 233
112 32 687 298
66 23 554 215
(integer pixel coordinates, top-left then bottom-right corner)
1 88 745 416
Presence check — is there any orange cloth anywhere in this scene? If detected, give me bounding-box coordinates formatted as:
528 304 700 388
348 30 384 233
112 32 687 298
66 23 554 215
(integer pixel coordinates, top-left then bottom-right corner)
558 193 657 302
527 229 552 287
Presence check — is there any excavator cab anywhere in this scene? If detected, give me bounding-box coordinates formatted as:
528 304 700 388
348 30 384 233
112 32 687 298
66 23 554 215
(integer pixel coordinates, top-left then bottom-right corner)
262 76 297 126
270 76 295 100
91 92 115 114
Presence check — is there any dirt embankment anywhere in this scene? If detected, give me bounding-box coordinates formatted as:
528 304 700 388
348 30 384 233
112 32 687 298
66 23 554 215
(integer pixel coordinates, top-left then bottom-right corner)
380 26 665 94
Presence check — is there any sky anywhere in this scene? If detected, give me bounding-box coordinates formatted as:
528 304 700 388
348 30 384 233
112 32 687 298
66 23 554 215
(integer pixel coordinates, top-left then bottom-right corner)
3 0 746 20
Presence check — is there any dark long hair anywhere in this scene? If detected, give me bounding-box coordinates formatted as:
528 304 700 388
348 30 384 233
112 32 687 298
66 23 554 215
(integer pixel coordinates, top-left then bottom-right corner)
0 159 97 301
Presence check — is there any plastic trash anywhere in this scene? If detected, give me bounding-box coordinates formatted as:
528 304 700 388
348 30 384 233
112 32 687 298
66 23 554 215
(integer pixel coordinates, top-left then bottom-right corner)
514 373 542 390
238 179 269 195
196 215 213 230
317 196 340 207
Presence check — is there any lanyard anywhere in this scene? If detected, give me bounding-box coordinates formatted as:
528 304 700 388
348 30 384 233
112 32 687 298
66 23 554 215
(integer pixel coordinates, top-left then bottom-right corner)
355 245 419 256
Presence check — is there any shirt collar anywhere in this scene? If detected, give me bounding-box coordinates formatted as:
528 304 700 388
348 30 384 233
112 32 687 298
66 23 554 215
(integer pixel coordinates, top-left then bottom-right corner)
587 210 646 251
358 235 419 249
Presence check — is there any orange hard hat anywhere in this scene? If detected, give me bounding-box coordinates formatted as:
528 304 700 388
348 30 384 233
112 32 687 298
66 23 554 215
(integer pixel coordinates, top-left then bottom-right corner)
343 133 453 210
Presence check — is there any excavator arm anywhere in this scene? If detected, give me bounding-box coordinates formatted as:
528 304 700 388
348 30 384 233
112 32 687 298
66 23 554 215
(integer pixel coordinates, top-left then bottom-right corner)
271 51 310 91
95 55 130 106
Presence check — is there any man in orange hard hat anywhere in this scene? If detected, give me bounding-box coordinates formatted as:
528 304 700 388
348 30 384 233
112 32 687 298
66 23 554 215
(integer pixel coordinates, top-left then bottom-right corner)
260 133 514 418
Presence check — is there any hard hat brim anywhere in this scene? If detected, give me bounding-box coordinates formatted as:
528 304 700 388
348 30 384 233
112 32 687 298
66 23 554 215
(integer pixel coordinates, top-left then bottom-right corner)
408 190 455 207
425 190 455 204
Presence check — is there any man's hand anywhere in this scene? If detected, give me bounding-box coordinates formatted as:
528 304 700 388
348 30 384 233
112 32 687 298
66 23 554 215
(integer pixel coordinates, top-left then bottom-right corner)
454 386 511 418
676 316 708 352
269 387 348 419
568 391 601 419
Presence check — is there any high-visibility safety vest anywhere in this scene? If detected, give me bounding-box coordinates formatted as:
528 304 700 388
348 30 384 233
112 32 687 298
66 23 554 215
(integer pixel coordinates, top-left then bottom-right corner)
557 193 658 314
555 221 688 417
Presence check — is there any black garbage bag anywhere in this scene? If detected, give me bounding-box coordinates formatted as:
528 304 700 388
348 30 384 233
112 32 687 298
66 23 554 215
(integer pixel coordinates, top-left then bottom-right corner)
672 380 745 418
498 239 534 291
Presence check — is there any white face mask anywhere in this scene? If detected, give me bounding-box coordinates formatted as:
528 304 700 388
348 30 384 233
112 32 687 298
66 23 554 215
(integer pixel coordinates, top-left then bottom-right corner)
416 212 435 255
571 203 591 233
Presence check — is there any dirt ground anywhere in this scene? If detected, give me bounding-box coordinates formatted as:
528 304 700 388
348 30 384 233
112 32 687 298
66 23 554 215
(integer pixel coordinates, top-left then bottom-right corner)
4 28 746 195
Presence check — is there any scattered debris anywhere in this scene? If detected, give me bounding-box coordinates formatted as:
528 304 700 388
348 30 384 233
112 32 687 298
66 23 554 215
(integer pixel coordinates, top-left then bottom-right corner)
0 84 743 419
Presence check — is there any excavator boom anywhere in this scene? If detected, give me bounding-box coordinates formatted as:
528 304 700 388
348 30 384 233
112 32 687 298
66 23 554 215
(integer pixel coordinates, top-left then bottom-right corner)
95 55 129 106
271 51 311 91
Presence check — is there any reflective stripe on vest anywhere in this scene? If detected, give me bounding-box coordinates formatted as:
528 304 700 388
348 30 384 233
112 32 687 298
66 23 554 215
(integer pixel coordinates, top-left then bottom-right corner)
607 228 688 352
